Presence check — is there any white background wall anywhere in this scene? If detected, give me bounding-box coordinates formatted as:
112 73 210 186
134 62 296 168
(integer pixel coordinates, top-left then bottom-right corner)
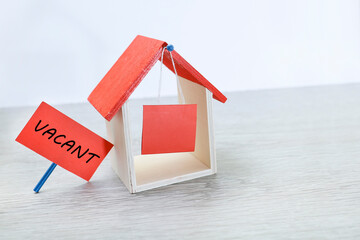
0 0 359 108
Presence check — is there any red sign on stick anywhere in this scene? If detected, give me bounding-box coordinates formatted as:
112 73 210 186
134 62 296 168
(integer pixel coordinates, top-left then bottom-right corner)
142 104 197 155
16 102 113 181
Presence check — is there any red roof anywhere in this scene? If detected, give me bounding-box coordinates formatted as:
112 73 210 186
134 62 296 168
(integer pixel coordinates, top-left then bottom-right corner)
88 35 227 121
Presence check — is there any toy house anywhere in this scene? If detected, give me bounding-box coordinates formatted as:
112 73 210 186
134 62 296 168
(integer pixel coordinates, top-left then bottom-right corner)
88 35 227 193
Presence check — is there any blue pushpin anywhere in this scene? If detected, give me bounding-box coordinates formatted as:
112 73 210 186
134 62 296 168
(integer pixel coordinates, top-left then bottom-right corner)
34 162 57 193
166 44 174 52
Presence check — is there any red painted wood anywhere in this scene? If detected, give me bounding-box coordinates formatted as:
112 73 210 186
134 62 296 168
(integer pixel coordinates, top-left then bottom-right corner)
88 35 167 121
161 50 227 103
88 35 227 121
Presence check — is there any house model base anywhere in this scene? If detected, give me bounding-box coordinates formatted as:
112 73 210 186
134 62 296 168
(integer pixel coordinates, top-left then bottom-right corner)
88 35 227 193
106 77 216 193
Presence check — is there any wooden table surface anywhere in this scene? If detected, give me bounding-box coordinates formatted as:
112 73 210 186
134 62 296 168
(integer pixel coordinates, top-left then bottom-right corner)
1 84 360 239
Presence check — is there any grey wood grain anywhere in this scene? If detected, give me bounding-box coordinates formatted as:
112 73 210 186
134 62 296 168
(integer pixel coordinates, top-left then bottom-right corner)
1 84 360 239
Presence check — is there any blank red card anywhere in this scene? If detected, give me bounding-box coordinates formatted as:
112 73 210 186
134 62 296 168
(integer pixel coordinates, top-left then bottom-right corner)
16 102 113 181
142 104 197 155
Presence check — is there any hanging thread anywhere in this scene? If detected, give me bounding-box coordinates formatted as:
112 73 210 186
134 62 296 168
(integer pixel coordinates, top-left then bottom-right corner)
158 45 185 104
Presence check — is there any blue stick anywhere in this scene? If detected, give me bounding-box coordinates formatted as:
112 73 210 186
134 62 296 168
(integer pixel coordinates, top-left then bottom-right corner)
34 162 57 193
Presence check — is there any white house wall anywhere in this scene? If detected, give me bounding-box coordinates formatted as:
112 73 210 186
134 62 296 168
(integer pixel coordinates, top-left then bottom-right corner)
106 104 135 192
178 76 215 171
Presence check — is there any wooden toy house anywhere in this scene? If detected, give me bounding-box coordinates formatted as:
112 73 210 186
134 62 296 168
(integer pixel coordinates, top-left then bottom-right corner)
88 35 227 193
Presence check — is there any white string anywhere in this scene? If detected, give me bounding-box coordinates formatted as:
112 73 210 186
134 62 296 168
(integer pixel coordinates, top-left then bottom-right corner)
158 46 185 104
157 47 166 102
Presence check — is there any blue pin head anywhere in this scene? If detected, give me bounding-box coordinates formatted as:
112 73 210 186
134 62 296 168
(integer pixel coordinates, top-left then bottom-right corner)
166 44 174 52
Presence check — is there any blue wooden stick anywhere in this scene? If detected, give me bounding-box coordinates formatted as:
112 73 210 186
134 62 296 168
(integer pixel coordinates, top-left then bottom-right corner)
34 162 57 193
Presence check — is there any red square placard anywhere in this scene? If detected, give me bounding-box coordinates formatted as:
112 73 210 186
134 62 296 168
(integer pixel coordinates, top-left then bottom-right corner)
141 104 197 155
